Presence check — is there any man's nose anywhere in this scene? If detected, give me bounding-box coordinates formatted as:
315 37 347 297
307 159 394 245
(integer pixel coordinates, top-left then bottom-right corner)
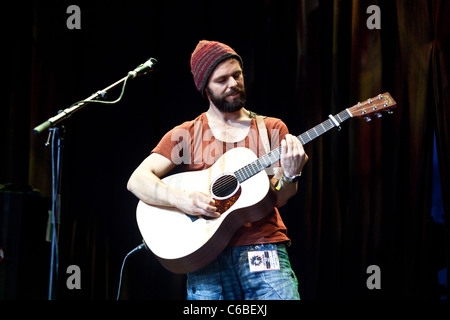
227 76 238 88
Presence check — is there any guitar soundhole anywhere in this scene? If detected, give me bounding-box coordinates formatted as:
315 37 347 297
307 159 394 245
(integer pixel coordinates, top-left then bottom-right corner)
210 173 242 215
211 174 239 199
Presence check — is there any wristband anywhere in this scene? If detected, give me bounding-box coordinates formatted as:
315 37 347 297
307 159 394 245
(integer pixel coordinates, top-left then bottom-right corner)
281 172 302 184
275 172 301 190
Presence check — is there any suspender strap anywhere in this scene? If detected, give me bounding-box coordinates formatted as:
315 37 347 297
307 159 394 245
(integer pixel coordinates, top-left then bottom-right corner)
251 111 278 176
255 115 270 155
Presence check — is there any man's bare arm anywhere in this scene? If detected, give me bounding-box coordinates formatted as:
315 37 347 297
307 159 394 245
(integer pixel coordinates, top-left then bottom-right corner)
127 153 218 217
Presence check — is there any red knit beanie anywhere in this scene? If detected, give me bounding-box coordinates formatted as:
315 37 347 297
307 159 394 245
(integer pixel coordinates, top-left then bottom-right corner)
190 40 243 97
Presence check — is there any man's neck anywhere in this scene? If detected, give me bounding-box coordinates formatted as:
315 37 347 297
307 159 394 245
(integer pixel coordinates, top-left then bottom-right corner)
205 105 252 143
206 105 250 125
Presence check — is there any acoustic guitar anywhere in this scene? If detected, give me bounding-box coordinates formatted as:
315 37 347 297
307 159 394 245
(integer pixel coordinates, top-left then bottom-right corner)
136 93 397 274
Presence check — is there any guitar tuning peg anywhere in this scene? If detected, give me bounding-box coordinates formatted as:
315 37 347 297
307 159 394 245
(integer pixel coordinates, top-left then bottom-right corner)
386 109 393 114
365 117 372 122
375 113 382 118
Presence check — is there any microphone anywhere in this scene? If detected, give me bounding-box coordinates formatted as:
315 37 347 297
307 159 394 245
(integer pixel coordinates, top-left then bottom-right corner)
128 58 158 78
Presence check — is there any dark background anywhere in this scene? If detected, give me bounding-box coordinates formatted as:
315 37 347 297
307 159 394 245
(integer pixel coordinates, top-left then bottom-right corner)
1 0 449 301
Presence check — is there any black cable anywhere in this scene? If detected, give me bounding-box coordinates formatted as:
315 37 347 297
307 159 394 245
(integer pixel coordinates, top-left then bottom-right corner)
70 73 131 108
116 242 146 300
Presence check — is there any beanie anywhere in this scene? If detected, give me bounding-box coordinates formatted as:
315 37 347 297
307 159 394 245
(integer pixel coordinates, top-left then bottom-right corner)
190 40 243 97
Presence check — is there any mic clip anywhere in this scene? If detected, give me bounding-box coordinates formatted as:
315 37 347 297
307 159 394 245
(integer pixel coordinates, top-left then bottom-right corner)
128 58 158 79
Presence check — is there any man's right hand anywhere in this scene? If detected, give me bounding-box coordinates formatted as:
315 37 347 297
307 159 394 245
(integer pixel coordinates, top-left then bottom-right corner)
176 191 220 218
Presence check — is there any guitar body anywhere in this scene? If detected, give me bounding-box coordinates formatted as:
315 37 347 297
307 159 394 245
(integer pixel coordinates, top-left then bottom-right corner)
136 147 275 274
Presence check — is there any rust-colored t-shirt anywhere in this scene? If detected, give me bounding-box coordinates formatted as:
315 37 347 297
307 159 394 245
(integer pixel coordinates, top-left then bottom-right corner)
151 112 290 246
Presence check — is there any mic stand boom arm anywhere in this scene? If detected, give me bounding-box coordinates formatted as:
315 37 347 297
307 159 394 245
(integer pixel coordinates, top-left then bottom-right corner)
33 74 129 135
33 57 157 135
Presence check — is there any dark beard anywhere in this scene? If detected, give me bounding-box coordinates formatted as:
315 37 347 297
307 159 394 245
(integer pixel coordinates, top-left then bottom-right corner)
206 87 247 113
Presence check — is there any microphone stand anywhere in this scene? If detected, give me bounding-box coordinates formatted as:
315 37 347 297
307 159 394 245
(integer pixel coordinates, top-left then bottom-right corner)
33 60 155 300
48 125 63 300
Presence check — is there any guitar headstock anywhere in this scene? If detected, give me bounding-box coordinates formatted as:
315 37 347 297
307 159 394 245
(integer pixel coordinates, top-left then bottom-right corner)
347 92 397 121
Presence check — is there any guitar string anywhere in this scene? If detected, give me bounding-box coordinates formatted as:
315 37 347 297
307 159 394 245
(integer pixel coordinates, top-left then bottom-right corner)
211 175 239 196
212 176 236 189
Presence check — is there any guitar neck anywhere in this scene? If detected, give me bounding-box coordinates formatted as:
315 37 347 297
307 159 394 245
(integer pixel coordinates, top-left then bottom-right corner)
297 109 352 144
234 109 352 183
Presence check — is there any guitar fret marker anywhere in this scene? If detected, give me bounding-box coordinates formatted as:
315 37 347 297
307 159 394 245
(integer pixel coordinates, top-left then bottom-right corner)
306 131 312 141
313 127 319 136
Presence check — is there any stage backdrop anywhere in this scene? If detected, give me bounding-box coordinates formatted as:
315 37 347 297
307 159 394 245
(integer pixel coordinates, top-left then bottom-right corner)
2 0 449 300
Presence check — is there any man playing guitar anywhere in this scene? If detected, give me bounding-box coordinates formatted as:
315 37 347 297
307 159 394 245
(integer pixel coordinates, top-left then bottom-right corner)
127 40 308 300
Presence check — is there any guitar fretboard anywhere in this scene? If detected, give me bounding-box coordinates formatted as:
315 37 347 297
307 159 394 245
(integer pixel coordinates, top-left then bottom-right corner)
234 109 352 183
